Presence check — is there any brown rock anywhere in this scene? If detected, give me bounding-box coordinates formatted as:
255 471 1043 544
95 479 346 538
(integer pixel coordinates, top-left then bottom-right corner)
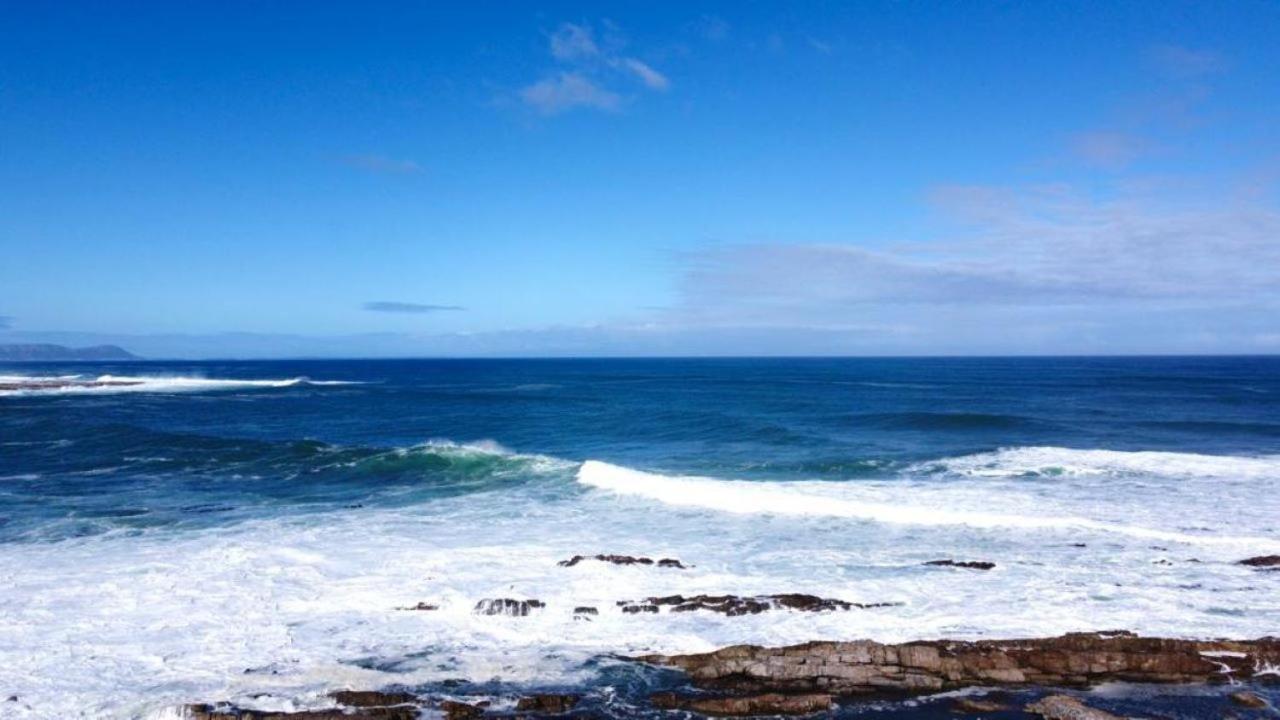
1024 695 1121 720
641 632 1280 697
952 697 1008 713
1229 691 1267 708
925 560 996 570
1239 555 1280 568
474 598 545 616
651 692 832 716
330 691 418 707
440 700 486 720
617 593 897 616
514 694 579 713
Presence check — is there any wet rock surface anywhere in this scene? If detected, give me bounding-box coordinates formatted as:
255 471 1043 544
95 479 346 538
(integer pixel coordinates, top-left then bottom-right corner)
395 601 438 611
440 700 487 720
1239 555 1280 568
951 696 1009 713
558 554 687 569
618 593 898 616
651 691 833 716
513 693 580 713
924 560 996 570
1229 690 1268 708
474 598 546 616
641 632 1280 696
1024 695 1121 720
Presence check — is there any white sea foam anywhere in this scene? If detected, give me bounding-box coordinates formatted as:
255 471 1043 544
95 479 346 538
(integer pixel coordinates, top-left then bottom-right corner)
0 374 360 397
576 459 1280 549
1 445 1278 717
916 446 1280 480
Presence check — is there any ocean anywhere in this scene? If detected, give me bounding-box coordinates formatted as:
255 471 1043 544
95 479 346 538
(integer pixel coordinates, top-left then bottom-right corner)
1 357 1278 718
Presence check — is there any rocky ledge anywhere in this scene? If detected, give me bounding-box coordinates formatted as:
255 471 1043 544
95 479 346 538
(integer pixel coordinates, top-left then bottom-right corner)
618 593 900 616
558 554 688 568
640 631 1280 697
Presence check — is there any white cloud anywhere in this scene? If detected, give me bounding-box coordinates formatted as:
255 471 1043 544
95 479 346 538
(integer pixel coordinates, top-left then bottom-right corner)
620 58 669 90
519 72 621 115
549 23 599 61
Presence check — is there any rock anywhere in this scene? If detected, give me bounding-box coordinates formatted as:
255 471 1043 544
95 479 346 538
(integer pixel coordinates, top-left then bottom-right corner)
514 694 579 713
1229 691 1267 708
641 632 1280 697
617 593 897 616
184 705 417 720
329 691 418 707
1024 695 1121 720
573 606 598 616
651 692 832 716
474 598 545 616
924 560 996 570
440 700 486 720
396 602 438 611
952 697 1008 713
1239 556 1280 568
558 554 686 568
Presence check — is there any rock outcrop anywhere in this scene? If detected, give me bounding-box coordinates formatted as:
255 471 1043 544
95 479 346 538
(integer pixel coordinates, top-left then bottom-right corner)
617 593 898 616
924 560 996 570
1024 695 1122 720
650 691 833 716
558 554 687 569
513 694 580 713
641 632 1280 696
1239 555 1280 568
474 598 545 616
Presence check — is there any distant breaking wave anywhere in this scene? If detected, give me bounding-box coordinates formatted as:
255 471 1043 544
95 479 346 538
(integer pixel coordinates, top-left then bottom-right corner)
912 445 1280 481
0 373 362 396
576 452 1280 549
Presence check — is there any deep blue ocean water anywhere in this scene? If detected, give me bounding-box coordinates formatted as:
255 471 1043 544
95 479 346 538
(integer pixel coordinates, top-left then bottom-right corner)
1 357 1277 718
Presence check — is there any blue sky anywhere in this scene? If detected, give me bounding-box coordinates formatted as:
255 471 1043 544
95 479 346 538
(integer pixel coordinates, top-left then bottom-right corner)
2 1 1278 357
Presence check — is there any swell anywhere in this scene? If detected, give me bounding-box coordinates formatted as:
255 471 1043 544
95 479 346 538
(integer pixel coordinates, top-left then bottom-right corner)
842 411 1050 431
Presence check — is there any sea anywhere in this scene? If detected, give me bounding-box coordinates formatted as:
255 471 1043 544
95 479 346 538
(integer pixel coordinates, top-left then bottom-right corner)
1 357 1277 718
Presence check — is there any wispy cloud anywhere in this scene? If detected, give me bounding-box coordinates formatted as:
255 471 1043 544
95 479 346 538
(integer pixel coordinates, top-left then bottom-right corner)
518 21 669 115
363 301 464 314
1068 131 1146 170
1149 44 1227 78
341 154 422 175
520 72 621 115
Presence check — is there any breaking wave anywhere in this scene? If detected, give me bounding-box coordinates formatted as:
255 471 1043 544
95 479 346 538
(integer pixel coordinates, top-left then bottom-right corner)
0 373 362 396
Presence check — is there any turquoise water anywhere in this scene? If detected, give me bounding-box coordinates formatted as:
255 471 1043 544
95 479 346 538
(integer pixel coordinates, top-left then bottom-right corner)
1 357 1277 717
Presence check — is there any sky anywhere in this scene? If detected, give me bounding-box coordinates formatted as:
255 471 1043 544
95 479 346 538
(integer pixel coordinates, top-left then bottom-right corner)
2 1 1279 358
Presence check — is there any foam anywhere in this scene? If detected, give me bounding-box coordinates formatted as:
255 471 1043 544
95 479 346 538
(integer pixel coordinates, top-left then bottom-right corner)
0 374 361 396
576 459 1280 549
917 446 1280 480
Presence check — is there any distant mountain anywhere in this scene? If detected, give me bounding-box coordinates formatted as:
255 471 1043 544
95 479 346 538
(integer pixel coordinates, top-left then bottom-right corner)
0 343 140 361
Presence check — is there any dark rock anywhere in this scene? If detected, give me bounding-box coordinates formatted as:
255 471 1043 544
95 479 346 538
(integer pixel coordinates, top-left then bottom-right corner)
330 691 418 707
641 632 1280 697
5 696 16 702
1229 691 1267 708
397 602 439 611
558 554 686 569
924 560 996 570
185 705 417 720
1240 556 1280 568
651 691 832 716
474 598 544 616
440 700 486 720
514 694 579 713
573 606 598 615
952 697 1008 713
1024 695 1121 720
618 593 897 616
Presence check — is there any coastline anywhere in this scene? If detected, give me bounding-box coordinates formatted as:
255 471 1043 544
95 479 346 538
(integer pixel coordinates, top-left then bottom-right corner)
170 630 1279 719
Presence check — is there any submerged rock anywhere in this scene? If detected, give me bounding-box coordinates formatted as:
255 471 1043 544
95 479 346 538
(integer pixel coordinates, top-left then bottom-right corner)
474 598 545 616
514 694 579 713
924 560 996 570
618 593 897 616
1239 555 1280 568
1229 691 1268 708
651 691 833 716
951 696 1009 713
1024 695 1121 720
558 554 687 569
641 632 1280 696
396 601 439 611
